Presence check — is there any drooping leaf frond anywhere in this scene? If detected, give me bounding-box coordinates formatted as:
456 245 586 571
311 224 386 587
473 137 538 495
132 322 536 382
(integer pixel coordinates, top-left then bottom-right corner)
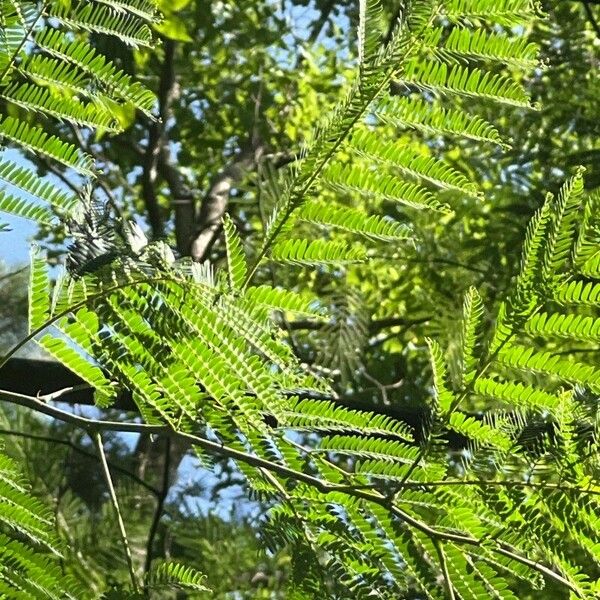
0 159 78 224
28 246 49 333
250 0 538 276
270 238 367 266
458 286 485 385
0 0 159 231
323 162 450 213
244 285 324 318
47 2 157 48
376 96 507 147
0 116 95 175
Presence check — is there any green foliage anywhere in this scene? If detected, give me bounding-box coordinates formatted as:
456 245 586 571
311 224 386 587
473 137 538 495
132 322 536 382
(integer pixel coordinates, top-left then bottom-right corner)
0 0 599 598
0 445 89 599
13 170 598 597
256 0 538 271
145 561 209 594
0 0 159 226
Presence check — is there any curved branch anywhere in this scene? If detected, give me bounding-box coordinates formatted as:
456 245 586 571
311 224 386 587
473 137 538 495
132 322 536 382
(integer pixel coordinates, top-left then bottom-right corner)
0 428 159 496
190 150 258 261
0 387 585 597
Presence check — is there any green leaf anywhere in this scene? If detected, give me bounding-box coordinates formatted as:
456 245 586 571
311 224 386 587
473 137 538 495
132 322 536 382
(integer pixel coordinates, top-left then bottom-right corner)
154 15 193 41
222 214 247 291
270 238 367 266
28 247 50 333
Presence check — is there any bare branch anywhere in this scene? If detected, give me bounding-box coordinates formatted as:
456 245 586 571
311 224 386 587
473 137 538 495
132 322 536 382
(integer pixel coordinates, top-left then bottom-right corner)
582 0 600 37
93 431 140 593
0 428 159 496
0 266 27 283
190 149 260 261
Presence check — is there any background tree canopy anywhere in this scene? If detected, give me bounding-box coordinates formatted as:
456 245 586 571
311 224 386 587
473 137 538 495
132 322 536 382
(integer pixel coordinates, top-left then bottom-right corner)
0 0 599 598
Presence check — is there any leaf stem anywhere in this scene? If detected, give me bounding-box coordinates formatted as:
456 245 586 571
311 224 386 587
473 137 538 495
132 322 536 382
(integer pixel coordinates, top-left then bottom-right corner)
0 274 175 371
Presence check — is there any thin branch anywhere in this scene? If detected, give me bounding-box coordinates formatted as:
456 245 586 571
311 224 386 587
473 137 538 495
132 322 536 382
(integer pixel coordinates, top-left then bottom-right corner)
386 504 580 595
307 0 336 44
0 266 27 283
361 370 403 406
495 542 580 592
143 438 171 577
141 38 178 238
582 0 600 37
396 478 600 497
0 388 584 597
403 257 490 275
92 431 139 593
287 315 431 333
434 539 455 600
37 384 96 403
38 157 81 196
0 389 342 488
0 428 159 496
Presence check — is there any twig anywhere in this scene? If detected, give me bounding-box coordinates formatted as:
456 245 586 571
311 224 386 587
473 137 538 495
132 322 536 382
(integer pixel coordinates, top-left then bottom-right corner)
38 157 81 196
286 315 431 332
0 428 159 496
0 2 46 83
67 124 124 219
92 431 139 593
434 539 455 600
37 384 96 403
143 438 171 577
0 266 27 283
402 257 489 275
394 477 600 497
361 370 403 406
0 388 585 597
582 0 600 37
307 0 336 44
